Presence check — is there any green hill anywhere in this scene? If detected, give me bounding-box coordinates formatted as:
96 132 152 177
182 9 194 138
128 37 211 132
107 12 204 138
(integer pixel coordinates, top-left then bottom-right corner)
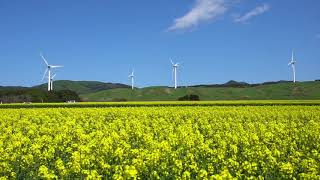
33 80 131 94
2 80 320 102
81 81 320 101
0 86 27 90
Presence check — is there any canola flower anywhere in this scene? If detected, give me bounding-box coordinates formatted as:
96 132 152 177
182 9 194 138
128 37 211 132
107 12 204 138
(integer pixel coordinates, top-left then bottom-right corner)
0 105 319 179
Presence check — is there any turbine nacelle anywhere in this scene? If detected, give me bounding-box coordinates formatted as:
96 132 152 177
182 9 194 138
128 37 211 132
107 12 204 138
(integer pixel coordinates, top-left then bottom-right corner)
288 61 296 66
51 74 56 80
288 51 296 65
128 69 134 78
170 58 180 67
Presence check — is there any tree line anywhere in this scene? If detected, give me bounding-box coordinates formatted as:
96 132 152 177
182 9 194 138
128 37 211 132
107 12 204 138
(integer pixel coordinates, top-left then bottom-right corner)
0 89 80 103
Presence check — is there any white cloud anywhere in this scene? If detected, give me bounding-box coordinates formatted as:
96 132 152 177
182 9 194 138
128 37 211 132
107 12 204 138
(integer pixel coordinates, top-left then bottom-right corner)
168 0 227 31
234 4 270 23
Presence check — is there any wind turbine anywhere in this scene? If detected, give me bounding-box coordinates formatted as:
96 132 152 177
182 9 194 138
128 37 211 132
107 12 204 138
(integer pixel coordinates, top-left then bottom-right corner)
41 53 63 91
128 69 134 90
171 58 180 89
50 74 56 91
288 50 297 83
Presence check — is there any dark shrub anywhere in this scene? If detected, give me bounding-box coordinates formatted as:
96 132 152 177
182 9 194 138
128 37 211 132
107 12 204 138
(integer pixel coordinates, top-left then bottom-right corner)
178 94 200 101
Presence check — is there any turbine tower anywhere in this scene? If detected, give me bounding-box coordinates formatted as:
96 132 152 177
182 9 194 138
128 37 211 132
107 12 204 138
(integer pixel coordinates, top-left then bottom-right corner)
50 74 56 91
288 50 297 83
171 58 180 89
41 53 63 91
128 69 134 90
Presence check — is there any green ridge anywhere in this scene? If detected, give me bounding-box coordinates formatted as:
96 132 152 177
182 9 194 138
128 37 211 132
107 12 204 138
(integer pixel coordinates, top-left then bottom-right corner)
80 81 320 101
33 80 130 94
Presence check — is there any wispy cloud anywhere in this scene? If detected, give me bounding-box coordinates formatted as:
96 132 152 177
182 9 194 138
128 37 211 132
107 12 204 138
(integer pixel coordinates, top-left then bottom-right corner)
234 4 270 23
168 0 227 31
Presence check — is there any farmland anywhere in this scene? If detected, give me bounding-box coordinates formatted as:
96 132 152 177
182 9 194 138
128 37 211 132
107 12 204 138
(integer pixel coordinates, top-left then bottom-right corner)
1 101 320 179
2 81 320 103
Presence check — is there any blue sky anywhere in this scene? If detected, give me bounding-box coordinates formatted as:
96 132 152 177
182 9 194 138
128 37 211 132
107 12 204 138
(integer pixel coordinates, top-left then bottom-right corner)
0 0 319 87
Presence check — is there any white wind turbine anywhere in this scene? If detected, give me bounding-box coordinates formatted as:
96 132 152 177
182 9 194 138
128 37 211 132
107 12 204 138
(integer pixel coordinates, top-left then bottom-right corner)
41 53 63 91
288 50 297 83
128 69 134 90
171 58 180 89
50 74 56 91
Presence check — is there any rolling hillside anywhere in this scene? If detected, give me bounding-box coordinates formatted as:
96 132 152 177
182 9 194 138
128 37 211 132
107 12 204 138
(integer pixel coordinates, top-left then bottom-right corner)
33 80 131 94
80 81 320 101
2 80 320 102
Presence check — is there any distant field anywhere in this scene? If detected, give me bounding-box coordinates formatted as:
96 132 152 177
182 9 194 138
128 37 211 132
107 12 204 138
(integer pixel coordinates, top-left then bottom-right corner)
1 100 320 108
1 104 319 179
80 81 320 101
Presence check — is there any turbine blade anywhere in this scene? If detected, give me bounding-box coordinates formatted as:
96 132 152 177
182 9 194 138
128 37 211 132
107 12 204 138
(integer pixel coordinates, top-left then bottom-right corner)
172 68 175 80
292 50 294 61
40 53 49 66
170 58 174 65
42 68 48 81
51 65 63 68
52 74 56 79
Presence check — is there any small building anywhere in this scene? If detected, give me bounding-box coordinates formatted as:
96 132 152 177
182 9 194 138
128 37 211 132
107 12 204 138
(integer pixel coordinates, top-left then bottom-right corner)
66 100 76 103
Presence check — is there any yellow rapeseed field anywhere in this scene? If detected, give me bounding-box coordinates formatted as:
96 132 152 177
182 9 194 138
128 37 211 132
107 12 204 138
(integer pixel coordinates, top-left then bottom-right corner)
0 105 319 179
